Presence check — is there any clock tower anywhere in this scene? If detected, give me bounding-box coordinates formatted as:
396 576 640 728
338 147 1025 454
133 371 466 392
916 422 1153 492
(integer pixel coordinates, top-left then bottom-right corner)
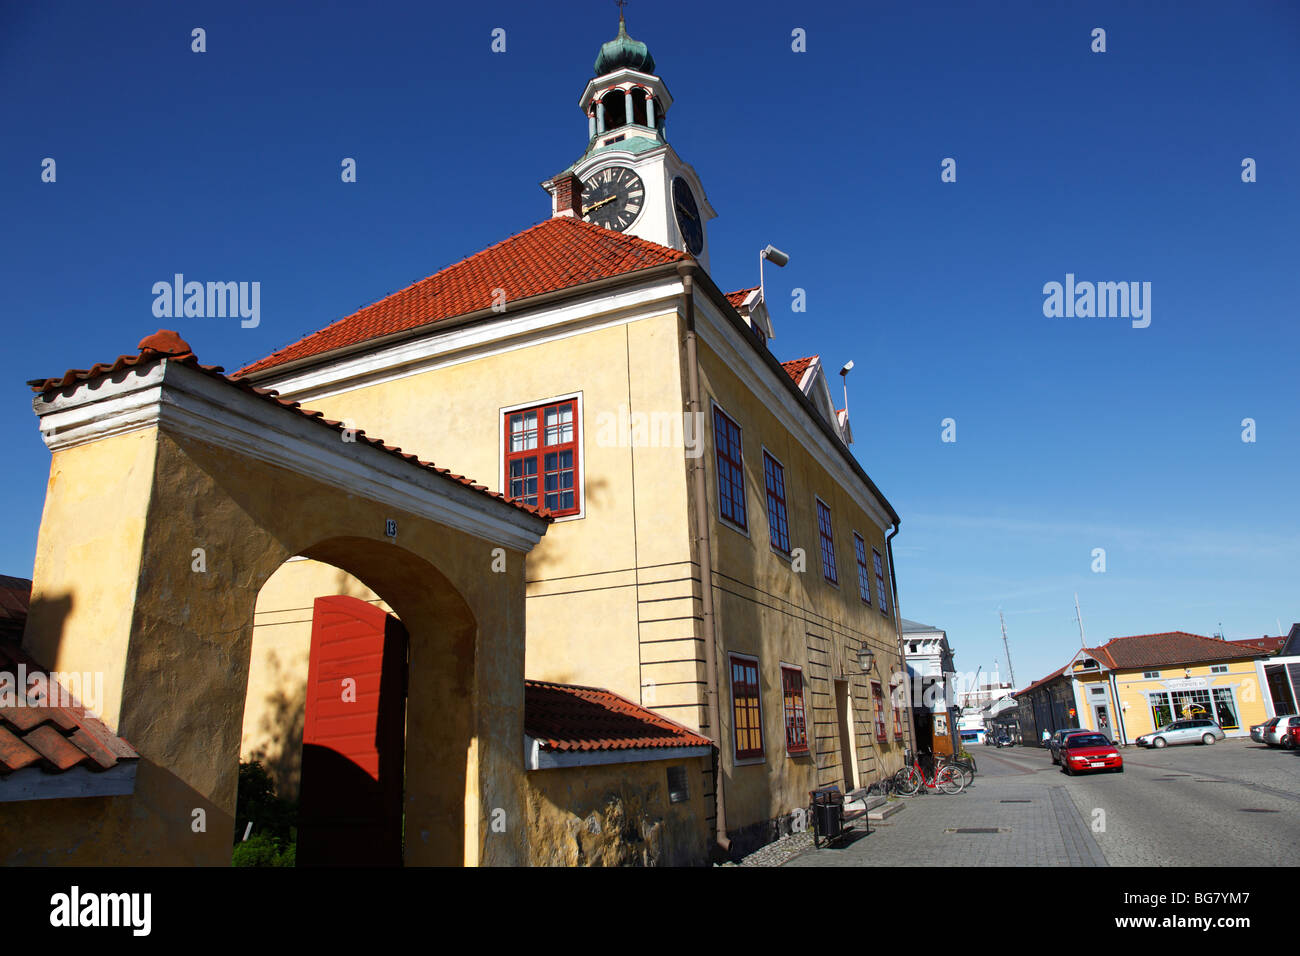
543 10 717 271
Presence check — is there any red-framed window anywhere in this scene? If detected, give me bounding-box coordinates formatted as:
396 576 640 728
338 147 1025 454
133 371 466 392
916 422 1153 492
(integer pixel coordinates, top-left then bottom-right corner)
763 451 790 554
872 547 890 614
781 666 808 754
504 399 579 516
853 533 872 604
872 681 887 741
816 498 838 583
714 407 747 530
730 655 763 759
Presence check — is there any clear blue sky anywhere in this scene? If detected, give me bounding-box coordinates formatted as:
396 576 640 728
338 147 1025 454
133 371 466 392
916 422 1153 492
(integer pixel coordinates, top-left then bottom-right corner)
3 1 1297 688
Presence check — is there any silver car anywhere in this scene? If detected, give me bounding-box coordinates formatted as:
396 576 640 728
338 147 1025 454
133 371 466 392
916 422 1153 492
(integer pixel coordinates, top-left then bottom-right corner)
1264 715 1300 748
1135 718 1225 748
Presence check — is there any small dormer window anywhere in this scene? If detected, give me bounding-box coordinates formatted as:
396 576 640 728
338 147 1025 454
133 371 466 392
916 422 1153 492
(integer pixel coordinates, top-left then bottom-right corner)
751 319 766 347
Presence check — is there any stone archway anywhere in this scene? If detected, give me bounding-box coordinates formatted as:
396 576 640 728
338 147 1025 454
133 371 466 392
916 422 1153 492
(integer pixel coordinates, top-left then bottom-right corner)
14 333 549 865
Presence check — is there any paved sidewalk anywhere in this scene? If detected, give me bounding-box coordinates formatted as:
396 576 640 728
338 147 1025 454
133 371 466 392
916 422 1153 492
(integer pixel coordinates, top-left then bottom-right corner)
782 759 1107 867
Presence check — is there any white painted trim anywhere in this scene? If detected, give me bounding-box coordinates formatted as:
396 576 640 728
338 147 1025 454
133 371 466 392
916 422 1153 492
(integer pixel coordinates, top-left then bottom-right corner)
498 391 586 523
34 361 550 552
691 293 894 533
251 277 686 405
0 761 137 802
524 735 708 770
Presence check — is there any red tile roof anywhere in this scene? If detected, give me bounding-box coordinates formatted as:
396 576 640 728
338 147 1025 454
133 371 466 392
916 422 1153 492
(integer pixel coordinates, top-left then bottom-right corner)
0 634 139 777
1229 636 1285 654
29 332 550 521
1087 631 1268 669
781 355 816 386
725 287 758 310
524 680 712 752
236 217 690 376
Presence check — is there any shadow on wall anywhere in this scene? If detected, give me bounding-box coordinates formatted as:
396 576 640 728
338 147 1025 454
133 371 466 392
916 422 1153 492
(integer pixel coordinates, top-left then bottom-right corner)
246 649 306 803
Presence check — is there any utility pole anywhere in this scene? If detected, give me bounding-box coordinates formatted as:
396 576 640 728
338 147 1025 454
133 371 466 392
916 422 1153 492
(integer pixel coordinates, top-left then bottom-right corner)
1074 592 1087 649
999 611 1017 689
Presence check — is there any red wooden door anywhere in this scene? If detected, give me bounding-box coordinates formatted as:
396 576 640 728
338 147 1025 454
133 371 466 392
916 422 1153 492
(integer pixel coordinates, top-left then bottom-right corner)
297 595 407 866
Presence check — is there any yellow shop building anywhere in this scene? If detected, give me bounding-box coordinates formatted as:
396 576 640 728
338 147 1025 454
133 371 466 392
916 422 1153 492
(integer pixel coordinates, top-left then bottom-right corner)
1062 632 1272 744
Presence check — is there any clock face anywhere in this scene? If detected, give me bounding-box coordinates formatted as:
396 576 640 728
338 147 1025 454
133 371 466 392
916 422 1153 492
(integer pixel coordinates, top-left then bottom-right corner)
581 166 644 231
672 177 704 255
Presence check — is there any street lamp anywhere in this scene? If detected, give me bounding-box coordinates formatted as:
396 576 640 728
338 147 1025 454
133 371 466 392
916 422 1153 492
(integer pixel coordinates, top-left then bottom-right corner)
857 643 875 673
758 244 789 307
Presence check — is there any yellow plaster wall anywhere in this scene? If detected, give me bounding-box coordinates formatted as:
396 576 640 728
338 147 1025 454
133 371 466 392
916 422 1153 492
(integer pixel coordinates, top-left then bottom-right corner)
7 426 535 866
524 756 710 866
22 428 158 732
256 311 694 710
695 339 907 833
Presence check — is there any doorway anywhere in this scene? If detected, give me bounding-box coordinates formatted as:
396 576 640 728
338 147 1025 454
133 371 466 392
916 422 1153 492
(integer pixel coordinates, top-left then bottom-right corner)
834 680 859 791
297 595 408 866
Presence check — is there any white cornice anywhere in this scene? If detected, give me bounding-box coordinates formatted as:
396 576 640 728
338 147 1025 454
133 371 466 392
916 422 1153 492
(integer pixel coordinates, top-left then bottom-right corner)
691 294 895 534
33 361 550 552
524 734 709 769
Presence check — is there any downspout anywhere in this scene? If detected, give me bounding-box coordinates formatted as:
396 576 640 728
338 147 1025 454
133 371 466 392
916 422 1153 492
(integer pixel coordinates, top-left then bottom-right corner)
886 524 916 760
679 263 730 856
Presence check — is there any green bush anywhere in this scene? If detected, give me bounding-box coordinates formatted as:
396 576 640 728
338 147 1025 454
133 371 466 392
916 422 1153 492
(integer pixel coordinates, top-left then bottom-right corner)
232 833 295 867
235 760 297 847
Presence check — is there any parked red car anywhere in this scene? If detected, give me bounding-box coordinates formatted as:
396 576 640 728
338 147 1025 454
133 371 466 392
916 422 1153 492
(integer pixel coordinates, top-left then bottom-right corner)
1290 724 1300 748
1059 732 1124 775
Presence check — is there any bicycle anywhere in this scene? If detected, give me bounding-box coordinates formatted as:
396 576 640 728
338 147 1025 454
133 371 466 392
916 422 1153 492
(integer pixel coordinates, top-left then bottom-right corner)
937 753 977 789
894 750 964 795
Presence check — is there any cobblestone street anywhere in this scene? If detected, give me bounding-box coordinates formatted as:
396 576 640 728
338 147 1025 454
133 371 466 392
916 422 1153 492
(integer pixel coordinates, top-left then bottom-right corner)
779 738 1300 867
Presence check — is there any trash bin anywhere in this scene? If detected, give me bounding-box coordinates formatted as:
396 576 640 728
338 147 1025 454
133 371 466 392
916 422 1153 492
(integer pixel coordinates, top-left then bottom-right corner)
810 787 844 843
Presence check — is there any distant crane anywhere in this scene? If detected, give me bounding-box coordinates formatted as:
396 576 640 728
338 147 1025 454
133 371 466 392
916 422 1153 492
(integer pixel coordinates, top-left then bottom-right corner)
998 611 1017 689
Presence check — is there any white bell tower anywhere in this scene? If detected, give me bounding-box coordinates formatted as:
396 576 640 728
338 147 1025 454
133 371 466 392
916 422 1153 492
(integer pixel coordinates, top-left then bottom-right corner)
543 11 716 270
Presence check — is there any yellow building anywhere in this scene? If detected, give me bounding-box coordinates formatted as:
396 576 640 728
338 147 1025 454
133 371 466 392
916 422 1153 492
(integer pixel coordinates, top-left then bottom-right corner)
235 13 908 859
1063 632 1272 744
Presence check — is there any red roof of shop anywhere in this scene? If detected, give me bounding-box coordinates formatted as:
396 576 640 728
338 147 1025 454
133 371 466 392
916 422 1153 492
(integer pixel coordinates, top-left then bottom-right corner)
236 216 690 376
1086 631 1268 669
29 331 549 521
524 680 712 752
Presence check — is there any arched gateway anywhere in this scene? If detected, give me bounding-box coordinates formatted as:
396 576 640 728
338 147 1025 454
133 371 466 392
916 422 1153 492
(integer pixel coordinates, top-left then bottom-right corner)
11 331 550 865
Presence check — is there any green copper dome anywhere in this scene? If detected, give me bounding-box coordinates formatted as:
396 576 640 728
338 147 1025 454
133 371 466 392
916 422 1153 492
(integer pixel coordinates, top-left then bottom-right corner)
594 13 655 76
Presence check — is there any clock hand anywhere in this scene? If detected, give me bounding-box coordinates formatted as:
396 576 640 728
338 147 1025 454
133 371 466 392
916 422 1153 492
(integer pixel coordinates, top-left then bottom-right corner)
583 194 619 214
675 202 698 221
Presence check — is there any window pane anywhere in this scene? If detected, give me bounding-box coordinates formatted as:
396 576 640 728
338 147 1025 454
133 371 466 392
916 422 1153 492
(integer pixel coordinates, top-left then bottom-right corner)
510 411 538 451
